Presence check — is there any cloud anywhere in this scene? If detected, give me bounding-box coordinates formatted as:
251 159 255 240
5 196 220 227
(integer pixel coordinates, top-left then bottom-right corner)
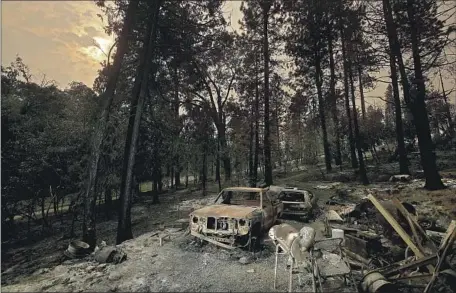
84 26 101 36
2 1 110 88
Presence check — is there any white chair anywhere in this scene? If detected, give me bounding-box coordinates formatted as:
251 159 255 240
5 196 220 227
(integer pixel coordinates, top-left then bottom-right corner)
269 224 316 292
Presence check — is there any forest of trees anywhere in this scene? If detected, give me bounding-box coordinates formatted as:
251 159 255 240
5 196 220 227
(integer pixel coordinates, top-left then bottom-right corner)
2 0 455 248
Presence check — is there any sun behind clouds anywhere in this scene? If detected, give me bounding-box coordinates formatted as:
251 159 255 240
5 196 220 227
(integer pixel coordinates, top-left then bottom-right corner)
81 36 115 64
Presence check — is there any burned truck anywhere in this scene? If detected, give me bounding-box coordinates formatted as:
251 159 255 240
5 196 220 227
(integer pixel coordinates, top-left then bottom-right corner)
189 186 283 250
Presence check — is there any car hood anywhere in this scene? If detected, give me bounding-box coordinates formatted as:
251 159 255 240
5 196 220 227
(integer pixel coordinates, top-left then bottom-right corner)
192 204 260 218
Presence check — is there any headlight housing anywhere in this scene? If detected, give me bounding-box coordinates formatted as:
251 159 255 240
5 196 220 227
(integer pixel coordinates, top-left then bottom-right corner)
237 218 251 235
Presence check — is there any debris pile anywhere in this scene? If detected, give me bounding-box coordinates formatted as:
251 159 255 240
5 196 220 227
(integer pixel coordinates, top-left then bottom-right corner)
324 193 456 292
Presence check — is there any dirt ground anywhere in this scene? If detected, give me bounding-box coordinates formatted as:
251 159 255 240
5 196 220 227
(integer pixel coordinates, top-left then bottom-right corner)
2 167 456 292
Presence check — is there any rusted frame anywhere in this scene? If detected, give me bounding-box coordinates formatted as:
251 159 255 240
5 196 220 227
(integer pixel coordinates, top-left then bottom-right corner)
424 220 456 293
190 230 236 250
377 254 438 277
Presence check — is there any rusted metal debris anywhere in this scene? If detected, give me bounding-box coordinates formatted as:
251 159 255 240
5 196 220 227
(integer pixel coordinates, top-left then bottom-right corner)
323 193 456 292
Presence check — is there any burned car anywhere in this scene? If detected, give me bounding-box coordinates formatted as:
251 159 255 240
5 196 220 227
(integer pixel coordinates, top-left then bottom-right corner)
278 187 317 220
189 186 283 250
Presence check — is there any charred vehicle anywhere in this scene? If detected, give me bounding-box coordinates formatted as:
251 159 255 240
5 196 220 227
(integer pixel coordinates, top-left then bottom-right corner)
278 187 317 220
189 187 283 250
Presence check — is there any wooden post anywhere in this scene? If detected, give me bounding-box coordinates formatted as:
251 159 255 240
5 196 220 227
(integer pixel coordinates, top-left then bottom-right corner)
367 194 434 272
391 198 432 252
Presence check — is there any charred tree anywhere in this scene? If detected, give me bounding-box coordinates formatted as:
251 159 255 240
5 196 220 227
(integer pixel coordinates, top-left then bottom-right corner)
83 0 139 250
262 0 273 186
248 98 255 187
348 58 369 185
315 55 332 172
328 36 342 166
382 0 444 190
104 187 112 220
173 64 181 188
389 53 409 174
117 0 161 244
201 143 208 196
218 125 232 182
253 54 260 186
340 19 358 169
404 0 444 190
215 141 221 183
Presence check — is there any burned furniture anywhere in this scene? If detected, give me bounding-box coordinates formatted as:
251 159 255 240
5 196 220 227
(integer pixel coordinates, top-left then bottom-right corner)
189 186 283 250
311 238 359 292
269 224 316 292
278 187 317 220
269 223 358 293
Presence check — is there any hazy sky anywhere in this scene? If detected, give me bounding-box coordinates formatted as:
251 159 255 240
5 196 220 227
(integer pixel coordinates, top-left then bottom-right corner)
2 1 454 106
2 1 115 88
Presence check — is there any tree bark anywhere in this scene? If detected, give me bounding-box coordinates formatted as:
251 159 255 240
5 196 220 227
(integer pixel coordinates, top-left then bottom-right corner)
340 19 358 169
185 162 189 189
83 0 139 250
383 0 443 190
105 187 112 220
215 141 220 182
152 165 160 204
315 55 332 172
217 125 231 181
276 102 281 167
253 53 260 186
263 4 273 186
173 65 181 188
389 52 409 174
328 37 342 166
404 0 444 190
117 0 161 245
248 99 255 187
348 58 369 185
202 144 208 197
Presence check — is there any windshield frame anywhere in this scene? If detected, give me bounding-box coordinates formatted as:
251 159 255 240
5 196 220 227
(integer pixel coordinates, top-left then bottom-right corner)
214 188 264 208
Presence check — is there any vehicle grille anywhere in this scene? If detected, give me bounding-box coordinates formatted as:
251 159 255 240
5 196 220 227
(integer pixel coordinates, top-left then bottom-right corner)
206 217 230 230
216 217 229 230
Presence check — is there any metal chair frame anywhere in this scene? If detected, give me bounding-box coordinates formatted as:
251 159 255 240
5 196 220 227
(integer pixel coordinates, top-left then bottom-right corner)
272 237 319 293
310 238 359 292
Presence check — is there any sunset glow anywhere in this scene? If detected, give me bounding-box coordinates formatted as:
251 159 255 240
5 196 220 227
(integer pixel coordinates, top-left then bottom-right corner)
81 36 115 63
